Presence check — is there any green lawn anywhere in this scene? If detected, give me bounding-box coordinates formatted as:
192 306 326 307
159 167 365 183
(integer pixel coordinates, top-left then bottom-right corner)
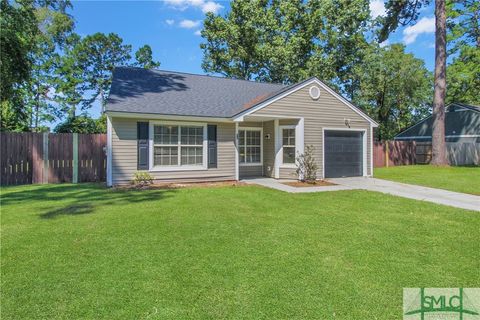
374 165 480 195
1 184 478 319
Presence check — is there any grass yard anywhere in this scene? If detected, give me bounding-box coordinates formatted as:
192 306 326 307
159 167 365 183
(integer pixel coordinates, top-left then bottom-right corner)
1 184 479 319
374 165 480 195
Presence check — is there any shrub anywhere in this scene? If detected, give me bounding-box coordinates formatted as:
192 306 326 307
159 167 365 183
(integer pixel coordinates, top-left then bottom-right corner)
132 171 153 187
295 145 318 183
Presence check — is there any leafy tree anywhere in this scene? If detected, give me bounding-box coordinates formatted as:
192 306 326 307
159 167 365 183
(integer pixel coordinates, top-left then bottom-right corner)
0 0 37 104
52 33 85 119
307 0 371 96
379 0 449 165
200 0 370 87
134 45 160 69
447 0 479 51
0 0 74 131
54 114 106 133
201 1 264 80
95 113 107 133
445 0 479 106
75 33 131 110
0 0 38 130
352 44 432 140
1 99 30 132
27 2 74 130
446 46 480 105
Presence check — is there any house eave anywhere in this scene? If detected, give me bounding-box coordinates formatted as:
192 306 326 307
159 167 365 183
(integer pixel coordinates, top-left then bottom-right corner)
105 110 234 123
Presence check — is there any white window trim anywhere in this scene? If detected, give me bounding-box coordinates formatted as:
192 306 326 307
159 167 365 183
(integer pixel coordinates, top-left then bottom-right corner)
321 127 368 178
149 121 208 172
279 125 297 168
238 127 263 166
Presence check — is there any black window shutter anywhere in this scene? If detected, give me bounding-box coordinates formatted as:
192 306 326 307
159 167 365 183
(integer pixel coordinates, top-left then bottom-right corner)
137 122 149 170
207 125 217 168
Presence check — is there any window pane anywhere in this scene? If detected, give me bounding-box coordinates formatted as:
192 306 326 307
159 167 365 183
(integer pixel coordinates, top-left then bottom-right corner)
154 125 178 145
181 147 203 165
239 146 245 163
283 146 296 164
246 146 261 163
239 130 245 146
154 146 178 166
282 129 295 146
181 126 203 145
246 130 260 145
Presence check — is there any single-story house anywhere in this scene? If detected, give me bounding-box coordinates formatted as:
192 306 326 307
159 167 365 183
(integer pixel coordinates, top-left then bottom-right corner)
395 103 480 143
105 67 378 186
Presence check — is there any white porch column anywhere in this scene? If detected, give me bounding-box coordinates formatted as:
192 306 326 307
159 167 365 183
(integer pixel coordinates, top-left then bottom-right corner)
235 122 239 180
106 115 113 187
274 119 281 179
296 118 305 156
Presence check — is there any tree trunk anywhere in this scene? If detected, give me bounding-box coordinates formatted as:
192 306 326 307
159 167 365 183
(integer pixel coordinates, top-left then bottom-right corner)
34 89 40 132
431 0 448 165
100 89 105 113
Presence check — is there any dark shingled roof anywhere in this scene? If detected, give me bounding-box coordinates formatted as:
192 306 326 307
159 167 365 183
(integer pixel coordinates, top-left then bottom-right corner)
106 67 286 118
395 103 480 140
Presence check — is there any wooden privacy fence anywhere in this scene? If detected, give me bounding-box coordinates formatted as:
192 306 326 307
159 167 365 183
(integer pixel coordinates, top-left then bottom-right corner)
1 132 106 186
373 141 416 167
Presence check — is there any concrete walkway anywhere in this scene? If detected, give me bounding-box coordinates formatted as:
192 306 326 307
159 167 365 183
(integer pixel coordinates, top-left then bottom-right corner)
242 178 354 193
329 177 480 212
243 177 479 211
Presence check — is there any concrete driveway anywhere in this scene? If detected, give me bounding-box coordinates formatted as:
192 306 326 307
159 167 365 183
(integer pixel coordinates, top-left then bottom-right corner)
329 177 480 212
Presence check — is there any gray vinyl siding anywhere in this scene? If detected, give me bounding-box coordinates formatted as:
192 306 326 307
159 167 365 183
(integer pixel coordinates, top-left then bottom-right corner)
279 167 297 179
279 119 299 126
111 117 236 185
240 122 263 128
239 165 262 177
252 85 373 178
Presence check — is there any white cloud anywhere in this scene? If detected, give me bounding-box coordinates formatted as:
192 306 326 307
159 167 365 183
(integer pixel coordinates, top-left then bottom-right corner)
403 16 435 44
164 0 223 14
165 19 175 25
194 30 202 36
369 0 385 19
179 19 201 29
379 39 389 48
164 0 186 6
201 1 223 13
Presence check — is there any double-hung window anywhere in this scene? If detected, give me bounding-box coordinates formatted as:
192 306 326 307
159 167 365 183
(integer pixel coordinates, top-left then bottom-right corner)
281 127 296 165
152 123 205 169
238 128 262 165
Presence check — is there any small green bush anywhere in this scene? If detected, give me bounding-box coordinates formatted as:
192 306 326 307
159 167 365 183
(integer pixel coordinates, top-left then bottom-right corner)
132 171 154 187
296 145 318 182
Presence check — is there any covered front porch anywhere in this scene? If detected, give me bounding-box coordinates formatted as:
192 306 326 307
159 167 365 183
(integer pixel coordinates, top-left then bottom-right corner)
235 115 304 180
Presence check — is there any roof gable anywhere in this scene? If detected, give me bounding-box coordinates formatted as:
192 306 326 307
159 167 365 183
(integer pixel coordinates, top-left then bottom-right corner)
395 104 480 138
233 77 378 126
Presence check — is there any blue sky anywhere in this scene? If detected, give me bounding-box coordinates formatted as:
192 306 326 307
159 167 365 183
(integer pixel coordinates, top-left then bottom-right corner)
67 0 436 121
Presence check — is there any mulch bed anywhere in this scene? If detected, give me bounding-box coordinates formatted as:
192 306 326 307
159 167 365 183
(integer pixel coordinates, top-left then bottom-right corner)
282 180 336 187
116 180 245 190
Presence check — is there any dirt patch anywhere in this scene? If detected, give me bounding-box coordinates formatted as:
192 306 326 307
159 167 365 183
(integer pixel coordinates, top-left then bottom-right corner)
116 180 246 190
283 180 336 187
